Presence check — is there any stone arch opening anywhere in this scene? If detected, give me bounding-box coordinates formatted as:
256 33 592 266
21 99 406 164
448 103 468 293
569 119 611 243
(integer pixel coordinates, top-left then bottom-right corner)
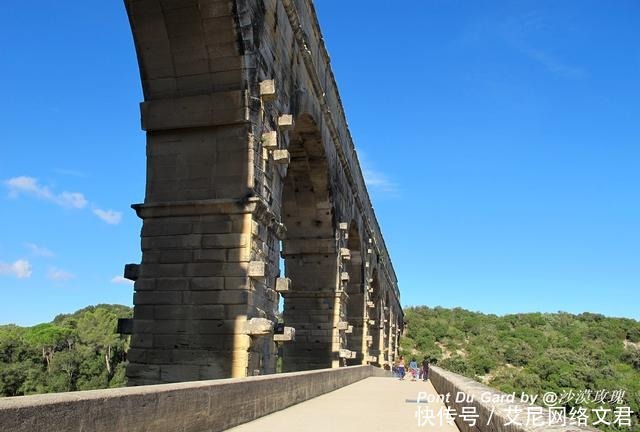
369 269 382 366
345 222 365 365
383 290 391 367
279 113 339 372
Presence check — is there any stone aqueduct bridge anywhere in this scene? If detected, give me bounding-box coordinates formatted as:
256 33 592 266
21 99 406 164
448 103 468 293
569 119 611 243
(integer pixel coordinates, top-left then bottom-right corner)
122 0 403 383
0 2 607 432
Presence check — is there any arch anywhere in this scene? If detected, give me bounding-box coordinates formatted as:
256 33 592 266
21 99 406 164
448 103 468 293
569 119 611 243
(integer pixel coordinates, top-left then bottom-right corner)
383 290 391 366
369 268 382 366
125 0 246 101
280 113 334 242
345 222 365 365
280 113 339 372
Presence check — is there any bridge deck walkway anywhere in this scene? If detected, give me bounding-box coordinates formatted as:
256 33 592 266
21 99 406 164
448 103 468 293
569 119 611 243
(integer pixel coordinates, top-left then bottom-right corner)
228 376 461 432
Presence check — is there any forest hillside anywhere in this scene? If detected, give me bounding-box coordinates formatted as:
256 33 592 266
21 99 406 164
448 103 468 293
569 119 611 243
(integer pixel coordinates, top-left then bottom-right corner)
0 304 132 396
2 304 639 431
400 306 640 430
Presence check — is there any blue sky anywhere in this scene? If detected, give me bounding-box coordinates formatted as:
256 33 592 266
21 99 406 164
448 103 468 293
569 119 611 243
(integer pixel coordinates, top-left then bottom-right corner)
1 1 638 325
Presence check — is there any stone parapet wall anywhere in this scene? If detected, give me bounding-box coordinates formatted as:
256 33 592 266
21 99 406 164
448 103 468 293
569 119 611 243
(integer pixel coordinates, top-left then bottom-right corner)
0 365 388 432
429 366 599 432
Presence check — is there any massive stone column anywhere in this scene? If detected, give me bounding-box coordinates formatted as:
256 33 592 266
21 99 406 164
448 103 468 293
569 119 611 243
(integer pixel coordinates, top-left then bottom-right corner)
123 0 282 384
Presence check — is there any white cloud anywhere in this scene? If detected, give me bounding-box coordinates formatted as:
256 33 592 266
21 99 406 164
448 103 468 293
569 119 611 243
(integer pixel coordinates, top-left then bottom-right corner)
93 209 122 225
363 167 398 193
57 191 88 209
357 152 399 196
111 275 133 285
520 47 585 79
53 168 86 178
25 243 55 257
0 259 32 279
5 176 87 209
47 267 75 282
6 176 41 196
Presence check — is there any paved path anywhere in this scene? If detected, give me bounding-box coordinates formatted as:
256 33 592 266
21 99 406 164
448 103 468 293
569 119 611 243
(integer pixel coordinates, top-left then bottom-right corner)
228 377 461 432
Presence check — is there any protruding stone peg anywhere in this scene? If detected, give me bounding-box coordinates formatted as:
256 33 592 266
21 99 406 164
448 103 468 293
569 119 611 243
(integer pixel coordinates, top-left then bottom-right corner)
336 321 349 331
340 272 350 282
339 349 356 359
117 318 133 335
259 80 276 101
273 326 295 342
275 277 291 293
338 222 348 231
124 263 139 281
262 131 278 149
273 149 290 165
345 325 354 334
277 114 294 130
243 318 274 336
340 248 351 260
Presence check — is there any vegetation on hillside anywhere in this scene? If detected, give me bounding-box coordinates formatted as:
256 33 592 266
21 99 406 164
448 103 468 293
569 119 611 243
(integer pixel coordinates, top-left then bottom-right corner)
2 303 638 430
400 306 640 431
0 304 132 396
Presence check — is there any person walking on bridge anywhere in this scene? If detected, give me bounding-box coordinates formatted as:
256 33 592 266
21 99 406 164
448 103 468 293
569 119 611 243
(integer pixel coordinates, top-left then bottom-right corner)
421 357 430 382
397 356 406 380
409 358 419 381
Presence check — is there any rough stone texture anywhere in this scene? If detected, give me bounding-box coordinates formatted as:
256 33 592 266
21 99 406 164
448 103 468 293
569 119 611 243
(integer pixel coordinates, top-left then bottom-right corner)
0 366 387 432
429 366 600 432
124 0 403 384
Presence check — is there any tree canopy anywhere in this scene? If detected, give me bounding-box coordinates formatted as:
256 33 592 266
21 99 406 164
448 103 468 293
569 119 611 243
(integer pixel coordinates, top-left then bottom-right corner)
400 306 640 431
0 304 131 396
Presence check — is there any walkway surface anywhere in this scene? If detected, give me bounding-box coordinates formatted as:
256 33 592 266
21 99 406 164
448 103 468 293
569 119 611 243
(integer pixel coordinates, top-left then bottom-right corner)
228 376 461 432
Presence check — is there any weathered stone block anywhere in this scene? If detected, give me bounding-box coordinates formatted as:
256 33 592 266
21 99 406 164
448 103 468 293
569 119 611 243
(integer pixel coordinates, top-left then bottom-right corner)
339 248 351 261
194 249 227 262
259 79 276 101
339 349 356 359
124 263 140 281
134 291 182 305
336 321 349 331
273 326 295 342
248 260 266 278
275 277 291 293
243 318 274 336
190 277 224 290
156 278 189 291
134 278 155 291
261 130 278 149
224 276 250 290
273 149 290 164
277 114 294 130
202 233 247 249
